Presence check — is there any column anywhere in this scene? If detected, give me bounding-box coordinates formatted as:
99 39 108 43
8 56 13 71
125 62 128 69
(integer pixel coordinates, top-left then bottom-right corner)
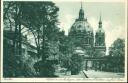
85 60 88 71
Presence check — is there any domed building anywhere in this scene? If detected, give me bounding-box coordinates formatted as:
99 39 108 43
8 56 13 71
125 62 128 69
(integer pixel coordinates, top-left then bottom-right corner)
68 4 106 57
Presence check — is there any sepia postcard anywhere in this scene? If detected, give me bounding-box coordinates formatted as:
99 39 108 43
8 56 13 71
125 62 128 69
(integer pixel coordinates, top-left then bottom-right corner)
0 0 127 82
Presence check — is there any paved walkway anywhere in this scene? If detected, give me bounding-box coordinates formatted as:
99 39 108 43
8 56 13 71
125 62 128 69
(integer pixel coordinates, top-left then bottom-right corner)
55 67 124 78
83 70 124 78
55 71 87 78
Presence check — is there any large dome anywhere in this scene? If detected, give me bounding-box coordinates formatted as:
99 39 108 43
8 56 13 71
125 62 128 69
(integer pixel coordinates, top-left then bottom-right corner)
70 20 93 32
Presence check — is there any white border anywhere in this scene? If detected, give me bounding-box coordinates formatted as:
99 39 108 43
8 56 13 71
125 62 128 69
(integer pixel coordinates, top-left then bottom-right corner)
2 0 126 2
1 0 127 82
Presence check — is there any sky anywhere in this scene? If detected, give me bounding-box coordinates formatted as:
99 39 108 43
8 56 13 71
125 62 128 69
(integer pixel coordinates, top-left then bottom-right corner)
7 1 125 55
54 1 126 54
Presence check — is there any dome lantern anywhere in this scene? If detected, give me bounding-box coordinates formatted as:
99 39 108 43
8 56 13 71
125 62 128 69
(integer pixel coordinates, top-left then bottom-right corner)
79 2 85 21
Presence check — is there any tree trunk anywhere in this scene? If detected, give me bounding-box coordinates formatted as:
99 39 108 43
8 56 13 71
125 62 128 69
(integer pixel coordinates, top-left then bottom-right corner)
18 24 22 55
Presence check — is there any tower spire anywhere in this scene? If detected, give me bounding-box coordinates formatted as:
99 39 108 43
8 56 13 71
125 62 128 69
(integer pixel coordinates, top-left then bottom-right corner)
81 1 82 9
99 12 102 23
79 1 84 20
99 12 102 28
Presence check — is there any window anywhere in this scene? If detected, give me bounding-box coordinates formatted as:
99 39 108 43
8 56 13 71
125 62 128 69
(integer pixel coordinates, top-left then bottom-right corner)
85 38 89 44
99 37 102 45
88 38 90 44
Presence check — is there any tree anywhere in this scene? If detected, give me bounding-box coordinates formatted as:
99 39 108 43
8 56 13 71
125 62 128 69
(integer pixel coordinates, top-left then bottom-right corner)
20 2 60 77
3 2 28 77
57 32 74 71
108 38 125 72
3 1 60 77
109 38 125 57
70 53 83 75
20 2 59 59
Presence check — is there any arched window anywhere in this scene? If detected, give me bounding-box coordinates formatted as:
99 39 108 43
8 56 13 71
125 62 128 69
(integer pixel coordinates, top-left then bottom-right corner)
85 38 89 44
88 38 90 44
99 37 102 45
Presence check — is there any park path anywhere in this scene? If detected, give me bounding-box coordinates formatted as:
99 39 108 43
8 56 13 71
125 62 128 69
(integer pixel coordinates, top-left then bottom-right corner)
55 71 88 78
83 70 124 78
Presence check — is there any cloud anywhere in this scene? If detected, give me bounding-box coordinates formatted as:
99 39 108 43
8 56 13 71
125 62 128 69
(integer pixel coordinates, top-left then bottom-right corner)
103 20 125 47
58 14 75 35
88 17 98 32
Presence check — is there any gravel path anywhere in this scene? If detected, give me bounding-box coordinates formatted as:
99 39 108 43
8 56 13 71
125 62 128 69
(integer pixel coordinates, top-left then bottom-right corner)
83 70 124 78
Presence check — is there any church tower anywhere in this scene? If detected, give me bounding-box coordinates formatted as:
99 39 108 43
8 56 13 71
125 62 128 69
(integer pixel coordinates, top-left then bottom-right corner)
94 15 106 54
95 15 105 46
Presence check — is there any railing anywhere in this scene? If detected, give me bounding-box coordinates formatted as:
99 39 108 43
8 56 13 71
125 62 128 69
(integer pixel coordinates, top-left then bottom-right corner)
83 70 89 78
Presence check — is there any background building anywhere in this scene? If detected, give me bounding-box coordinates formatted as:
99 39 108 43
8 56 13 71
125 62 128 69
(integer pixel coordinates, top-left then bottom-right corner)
68 4 106 70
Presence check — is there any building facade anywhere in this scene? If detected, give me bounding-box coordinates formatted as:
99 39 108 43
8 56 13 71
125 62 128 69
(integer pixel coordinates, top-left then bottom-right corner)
68 4 106 70
68 4 106 57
